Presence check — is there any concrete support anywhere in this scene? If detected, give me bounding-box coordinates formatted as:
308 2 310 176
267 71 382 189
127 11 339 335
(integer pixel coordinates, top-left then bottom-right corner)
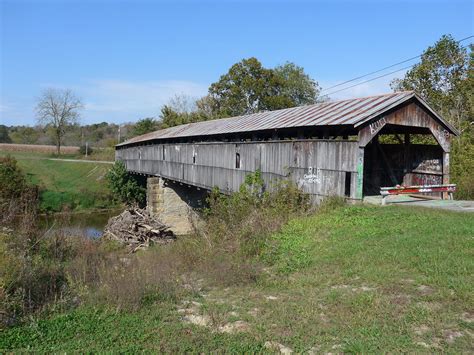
147 177 206 235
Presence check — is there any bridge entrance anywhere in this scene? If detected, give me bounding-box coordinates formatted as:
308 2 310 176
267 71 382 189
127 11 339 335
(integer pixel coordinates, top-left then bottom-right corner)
362 125 444 197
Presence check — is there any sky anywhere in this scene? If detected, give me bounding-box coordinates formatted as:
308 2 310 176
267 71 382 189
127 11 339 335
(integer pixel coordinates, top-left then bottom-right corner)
0 0 473 126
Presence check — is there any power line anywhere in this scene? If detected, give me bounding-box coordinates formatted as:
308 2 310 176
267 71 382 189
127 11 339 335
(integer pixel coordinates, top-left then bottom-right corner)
321 35 474 94
323 64 414 97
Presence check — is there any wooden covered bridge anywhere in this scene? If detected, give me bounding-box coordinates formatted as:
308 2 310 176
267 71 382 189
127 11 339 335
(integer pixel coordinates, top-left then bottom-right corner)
116 91 458 218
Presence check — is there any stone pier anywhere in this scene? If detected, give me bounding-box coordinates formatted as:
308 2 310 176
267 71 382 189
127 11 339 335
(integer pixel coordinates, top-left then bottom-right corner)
146 177 207 235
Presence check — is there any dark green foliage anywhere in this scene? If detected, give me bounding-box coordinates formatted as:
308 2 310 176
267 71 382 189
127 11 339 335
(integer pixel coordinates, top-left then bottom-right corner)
8 126 39 144
106 161 146 206
274 61 321 106
131 118 158 137
78 144 93 156
451 137 474 199
0 155 28 200
0 156 39 222
0 125 11 143
208 57 293 117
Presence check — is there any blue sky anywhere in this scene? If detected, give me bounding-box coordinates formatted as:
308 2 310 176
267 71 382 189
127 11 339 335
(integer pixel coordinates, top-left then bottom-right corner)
1 0 472 126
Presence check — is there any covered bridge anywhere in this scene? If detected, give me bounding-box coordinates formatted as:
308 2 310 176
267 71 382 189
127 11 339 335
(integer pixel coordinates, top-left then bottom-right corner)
116 91 458 204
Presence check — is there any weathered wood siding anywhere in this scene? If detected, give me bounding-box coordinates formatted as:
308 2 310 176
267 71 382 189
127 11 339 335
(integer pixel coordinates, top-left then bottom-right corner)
116 140 360 201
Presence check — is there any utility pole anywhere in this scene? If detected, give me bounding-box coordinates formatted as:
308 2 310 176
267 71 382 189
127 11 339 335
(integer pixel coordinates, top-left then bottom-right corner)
85 142 88 157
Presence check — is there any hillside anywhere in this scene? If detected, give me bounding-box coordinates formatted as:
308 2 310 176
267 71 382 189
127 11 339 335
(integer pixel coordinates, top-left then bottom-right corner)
0 149 117 211
1 204 472 352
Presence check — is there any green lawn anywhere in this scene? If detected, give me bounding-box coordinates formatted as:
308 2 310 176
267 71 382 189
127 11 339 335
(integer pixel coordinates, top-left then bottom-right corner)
0 150 118 211
1 204 472 352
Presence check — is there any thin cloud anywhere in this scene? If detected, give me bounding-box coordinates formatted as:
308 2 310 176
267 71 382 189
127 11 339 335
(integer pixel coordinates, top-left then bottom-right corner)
68 79 209 123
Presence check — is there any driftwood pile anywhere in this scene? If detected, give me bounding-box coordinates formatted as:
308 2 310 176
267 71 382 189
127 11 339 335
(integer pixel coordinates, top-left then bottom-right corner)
103 208 175 252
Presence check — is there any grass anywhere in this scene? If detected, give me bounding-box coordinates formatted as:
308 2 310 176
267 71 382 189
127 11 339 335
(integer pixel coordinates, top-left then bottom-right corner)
0 150 118 212
1 204 472 352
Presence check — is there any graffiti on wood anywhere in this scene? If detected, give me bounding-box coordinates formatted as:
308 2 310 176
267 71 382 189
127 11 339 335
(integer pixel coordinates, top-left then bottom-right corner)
303 167 321 184
411 173 442 186
369 117 387 135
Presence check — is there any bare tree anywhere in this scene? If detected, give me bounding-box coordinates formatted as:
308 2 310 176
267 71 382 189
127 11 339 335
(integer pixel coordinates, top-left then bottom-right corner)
36 88 83 155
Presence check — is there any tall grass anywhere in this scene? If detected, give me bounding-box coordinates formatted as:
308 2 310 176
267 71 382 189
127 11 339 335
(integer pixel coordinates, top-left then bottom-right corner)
1 171 313 326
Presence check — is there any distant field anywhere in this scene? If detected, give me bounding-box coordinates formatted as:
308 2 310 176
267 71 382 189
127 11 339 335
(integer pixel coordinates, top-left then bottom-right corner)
0 143 79 154
0 149 118 212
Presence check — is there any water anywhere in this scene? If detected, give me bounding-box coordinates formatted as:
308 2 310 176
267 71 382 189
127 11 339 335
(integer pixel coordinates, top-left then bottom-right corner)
39 210 120 238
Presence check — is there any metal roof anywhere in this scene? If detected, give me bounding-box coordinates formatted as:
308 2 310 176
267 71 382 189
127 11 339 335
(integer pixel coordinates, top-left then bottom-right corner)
118 91 457 146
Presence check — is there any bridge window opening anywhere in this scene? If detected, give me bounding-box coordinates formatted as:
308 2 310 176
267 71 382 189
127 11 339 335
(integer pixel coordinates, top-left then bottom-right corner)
235 153 241 169
193 154 196 164
162 146 166 160
344 172 351 197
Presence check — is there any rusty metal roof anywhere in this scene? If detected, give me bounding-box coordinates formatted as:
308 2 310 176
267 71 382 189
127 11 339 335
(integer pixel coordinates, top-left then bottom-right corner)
117 91 457 146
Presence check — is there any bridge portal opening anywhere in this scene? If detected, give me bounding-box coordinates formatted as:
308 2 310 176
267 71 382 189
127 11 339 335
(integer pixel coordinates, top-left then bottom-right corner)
362 124 444 196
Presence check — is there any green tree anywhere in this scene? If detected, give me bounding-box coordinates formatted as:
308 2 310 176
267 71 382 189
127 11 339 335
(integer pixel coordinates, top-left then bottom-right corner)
391 35 472 133
208 57 293 117
131 118 158 137
274 62 321 106
9 126 40 144
0 125 12 143
156 58 321 128
106 161 146 206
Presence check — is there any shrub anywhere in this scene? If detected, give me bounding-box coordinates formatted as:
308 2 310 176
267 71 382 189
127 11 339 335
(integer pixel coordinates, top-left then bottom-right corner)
79 144 93 156
0 155 39 226
106 161 146 207
451 136 474 200
0 226 78 327
202 171 310 258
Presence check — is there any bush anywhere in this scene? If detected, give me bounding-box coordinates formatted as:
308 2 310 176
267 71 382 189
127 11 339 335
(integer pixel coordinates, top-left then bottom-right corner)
200 171 310 262
106 161 146 207
0 225 78 327
451 136 474 200
0 155 39 226
79 144 93 156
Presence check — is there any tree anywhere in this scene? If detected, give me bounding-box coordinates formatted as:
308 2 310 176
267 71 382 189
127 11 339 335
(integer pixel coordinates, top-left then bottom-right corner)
9 126 39 144
0 125 11 143
131 118 158 137
391 35 472 133
274 62 321 106
156 58 321 128
36 88 83 155
208 57 293 117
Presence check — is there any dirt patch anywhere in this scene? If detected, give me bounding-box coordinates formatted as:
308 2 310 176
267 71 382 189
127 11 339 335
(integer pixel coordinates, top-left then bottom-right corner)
413 324 430 336
331 284 376 292
218 320 250 334
416 285 434 296
416 301 442 311
443 329 464 344
183 314 210 327
265 295 279 300
264 341 293 354
460 311 474 323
